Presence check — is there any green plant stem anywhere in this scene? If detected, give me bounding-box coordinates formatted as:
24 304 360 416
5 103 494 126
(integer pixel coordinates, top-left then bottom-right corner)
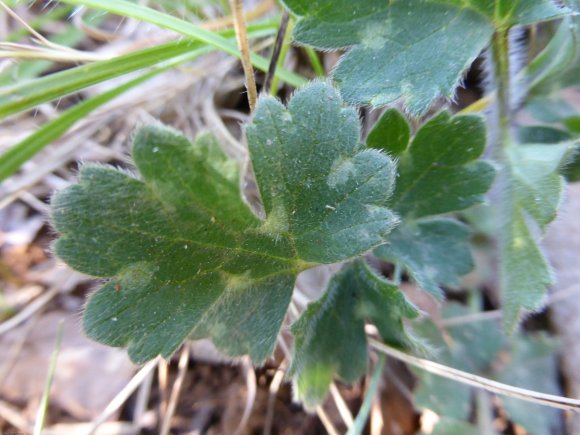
476 389 496 435
392 263 402 285
346 354 385 435
304 46 325 77
491 29 512 151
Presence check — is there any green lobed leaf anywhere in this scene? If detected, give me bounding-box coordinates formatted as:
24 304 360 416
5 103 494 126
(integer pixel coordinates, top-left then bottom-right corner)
246 82 399 263
366 109 410 155
500 142 574 329
517 126 573 145
386 111 495 219
50 82 398 364
282 0 570 113
508 144 571 229
375 219 473 299
283 0 494 114
371 110 495 296
522 16 580 97
290 260 419 409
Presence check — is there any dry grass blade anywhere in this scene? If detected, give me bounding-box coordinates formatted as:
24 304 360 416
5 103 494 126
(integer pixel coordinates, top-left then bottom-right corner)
204 0 274 31
233 356 258 435
0 274 71 336
329 383 354 429
263 359 287 435
87 357 160 435
368 338 580 412
0 0 53 47
0 399 31 433
132 366 154 430
0 42 107 62
229 0 258 110
316 406 340 435
160 346 190 435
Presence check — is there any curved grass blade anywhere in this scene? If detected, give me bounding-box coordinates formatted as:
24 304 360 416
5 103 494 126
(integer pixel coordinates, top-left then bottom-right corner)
0 23 277 119
0 46 213 183
58 0 306 87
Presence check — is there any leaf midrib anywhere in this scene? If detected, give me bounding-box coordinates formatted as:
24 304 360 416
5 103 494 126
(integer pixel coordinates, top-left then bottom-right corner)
104 219 299 265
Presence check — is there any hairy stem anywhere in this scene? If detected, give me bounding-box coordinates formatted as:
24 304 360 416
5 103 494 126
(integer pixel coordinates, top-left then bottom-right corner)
491 29 512 151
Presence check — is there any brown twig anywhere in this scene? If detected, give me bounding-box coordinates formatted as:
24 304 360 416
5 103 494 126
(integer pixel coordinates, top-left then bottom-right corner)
229 0 258 111
204 0 274 31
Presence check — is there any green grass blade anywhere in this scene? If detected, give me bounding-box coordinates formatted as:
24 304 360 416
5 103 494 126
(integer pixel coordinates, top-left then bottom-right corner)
0 46 213 183
58 0 306 87
0 10 106 88
33 319 64 435
0 23 278 119
346 354 385 435
0 41 199 119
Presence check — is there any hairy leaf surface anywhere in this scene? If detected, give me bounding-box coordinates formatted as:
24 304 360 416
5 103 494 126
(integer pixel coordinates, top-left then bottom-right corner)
283 0 493 114
290 260 419 408
376 220 473 299
500 143 573 329
282 0 569 113
385 112 494 219
51 83 398 363
372 111 495 296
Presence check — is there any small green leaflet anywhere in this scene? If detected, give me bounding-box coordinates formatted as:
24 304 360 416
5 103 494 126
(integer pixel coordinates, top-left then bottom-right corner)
381 111 494 219
290 260 419 409
377 220 474 299
500 143 573 330
50 82 398 364
282 0 570 114
372 110 495 297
